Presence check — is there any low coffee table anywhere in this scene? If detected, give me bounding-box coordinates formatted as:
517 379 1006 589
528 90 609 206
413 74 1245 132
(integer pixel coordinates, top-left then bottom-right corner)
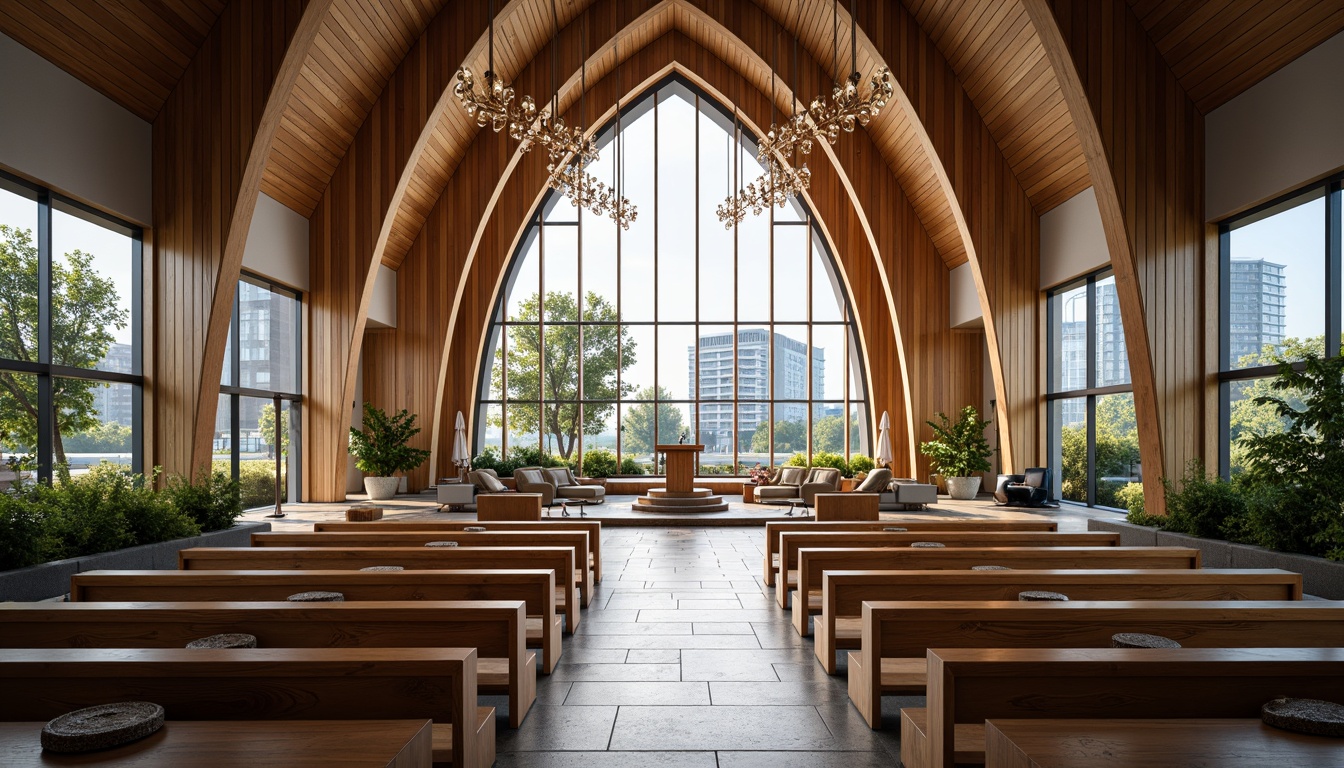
763 497 812 518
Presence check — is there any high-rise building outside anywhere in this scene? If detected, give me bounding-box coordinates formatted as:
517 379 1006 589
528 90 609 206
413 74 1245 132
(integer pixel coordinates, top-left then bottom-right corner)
92 342 134 427
690 329 823 452
1058 281 1127 426
1227 258 1286 365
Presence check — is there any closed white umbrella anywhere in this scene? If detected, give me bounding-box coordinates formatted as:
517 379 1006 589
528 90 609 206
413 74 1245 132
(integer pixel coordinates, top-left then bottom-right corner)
876 411 893 470
452 411 470 474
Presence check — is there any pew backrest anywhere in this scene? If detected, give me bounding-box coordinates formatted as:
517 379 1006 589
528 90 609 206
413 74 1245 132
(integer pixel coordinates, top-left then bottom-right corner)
0 647 483 768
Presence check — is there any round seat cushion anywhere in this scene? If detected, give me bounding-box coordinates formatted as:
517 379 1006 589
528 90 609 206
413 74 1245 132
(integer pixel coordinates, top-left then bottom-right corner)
911 541 945 548
972 565 1012 570
360 565 404 572
186 633 257 649
288 591 345 602
1262 698 1344 737
1018 590 1068 601
1111 632 1181 649
42 702 165 753
425 540 459 547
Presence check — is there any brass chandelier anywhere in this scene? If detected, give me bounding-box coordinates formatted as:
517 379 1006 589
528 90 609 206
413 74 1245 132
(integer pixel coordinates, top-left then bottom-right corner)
718 0 893 227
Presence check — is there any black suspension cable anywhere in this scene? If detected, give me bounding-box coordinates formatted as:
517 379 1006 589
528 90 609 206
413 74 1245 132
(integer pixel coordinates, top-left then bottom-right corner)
551 0 559 117
832 0 838 84
850 0 858 83
488 0 495 78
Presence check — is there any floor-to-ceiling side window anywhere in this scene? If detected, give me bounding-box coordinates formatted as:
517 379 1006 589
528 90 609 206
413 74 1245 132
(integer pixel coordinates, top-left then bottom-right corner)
216 274 302 509
1219 177 1342 476
0 170 143 484
477 75 869 476
1046 268 1140 508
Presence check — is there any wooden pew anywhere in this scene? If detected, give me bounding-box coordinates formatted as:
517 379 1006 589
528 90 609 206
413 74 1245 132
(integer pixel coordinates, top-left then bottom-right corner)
252 530 595 608
984 718 1344 768
902 647 1344 768
775 531 1123 608
0 647 495 768
784 545 1199 612
762 520 1059 586
0 719 434 767
813 568 1303 671
852 599 1344 728
70 568 564 674
315 520 604 581
179 546 581 633
0 600 535 728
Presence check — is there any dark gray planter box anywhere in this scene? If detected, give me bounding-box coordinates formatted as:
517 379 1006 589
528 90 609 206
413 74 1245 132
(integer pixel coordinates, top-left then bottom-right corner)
0 521 271 602
1089 518 1344 599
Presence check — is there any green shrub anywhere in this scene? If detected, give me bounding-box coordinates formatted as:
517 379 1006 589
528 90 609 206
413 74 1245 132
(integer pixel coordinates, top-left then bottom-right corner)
848 455 876 475
581 448 618 478
784 453 809 467
0 493 47 571
167 468 243 532
1116 482 1146 519
811 451 850 476
1162 460 1247 540
472 447 504 474
619 455 646 475
698 464 734 475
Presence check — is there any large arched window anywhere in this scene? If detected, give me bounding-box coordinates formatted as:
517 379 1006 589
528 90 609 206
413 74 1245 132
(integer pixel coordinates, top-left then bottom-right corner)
477 76 869 476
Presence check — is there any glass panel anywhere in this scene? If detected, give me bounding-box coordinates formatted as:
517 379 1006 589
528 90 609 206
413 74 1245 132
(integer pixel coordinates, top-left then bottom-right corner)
1095 392 1140 509
541 322 580 402
585 403 617 454
699 401 733 471
507 226 540 322
280 400 297 504
213 393 232 469
542 401 580 463
51 205 135 372
220 319 233 386
1226 194 1324 369
542 186 577 223
696 325 734 401
1226 376 1293 476
812 230 843 322
738 326 770 401
542 224 578 323
584 324 622 401
657 325 695 400
236 281 300 395
811 325 843 402
479 403 503 456
699 109 735 322
622 325 655 398
0 184 39 369
619 104 656 322
656 402 691 447
58 379 135 473
773 224 808 322
811 403 846 454
506 325 540 401
737 207 770 322
848 402 869 460
619 402 657 470
0 371 38 485
658 85 696 323
773 325 809 402
505 403 538 456
1049 282 1088 392
581 208 618 321
237 395 277 510
1050 397 1087 503
739 402 769 457
1093 275 1130 387
772 404 806 464
486 329 504 401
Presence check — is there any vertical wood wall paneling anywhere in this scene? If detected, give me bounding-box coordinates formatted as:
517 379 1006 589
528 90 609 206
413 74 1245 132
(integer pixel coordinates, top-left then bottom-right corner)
151 0 329 481
1026 0 1207 515
306 2 492 501
858 0 1040 473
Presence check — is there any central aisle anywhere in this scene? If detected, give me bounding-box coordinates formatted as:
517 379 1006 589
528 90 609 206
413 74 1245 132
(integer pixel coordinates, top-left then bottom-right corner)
493 526 908 766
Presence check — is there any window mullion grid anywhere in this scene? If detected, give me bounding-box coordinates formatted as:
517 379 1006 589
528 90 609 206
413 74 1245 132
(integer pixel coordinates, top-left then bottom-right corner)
1085 275 1097 507
35 190 53 481
1327 180 1342 359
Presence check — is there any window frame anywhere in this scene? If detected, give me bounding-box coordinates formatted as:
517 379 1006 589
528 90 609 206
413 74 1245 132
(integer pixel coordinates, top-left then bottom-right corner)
1045 267 1135 508
1217 175 1343 477
475 74 870 475
0 169 144 483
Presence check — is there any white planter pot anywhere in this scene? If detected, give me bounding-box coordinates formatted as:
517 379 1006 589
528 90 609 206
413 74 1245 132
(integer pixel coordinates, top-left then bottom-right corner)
364 476 401 500
945 476 981 500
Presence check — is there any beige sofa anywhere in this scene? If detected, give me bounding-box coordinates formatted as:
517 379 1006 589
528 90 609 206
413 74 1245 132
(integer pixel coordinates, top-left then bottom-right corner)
755 466 842 505
513 466 606 505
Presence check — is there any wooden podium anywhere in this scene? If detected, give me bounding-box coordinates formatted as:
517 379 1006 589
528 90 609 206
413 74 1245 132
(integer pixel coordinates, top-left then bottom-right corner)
659 444 703 493
631 444 729 513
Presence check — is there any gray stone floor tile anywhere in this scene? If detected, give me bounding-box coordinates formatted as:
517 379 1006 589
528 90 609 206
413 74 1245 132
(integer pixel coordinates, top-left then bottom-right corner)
571 633 763 650
709 681 850 706
496 705 618 751
677 599 742 609
626 649 681 664
576 621 693 635
609 706 840 750
692 622 756 634
557 648 629 664
717 751 895 768
494 752 717 768
638 608 779 623
565 681 709 705
547 663 682 682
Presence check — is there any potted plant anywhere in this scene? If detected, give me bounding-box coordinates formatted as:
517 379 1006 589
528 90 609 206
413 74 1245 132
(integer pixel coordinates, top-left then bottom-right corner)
919 405 993 500
348 403 431 500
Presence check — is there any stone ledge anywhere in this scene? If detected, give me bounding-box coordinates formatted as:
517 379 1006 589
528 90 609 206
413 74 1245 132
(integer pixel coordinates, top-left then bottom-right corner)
1088 518 1344 599
0 521 272 602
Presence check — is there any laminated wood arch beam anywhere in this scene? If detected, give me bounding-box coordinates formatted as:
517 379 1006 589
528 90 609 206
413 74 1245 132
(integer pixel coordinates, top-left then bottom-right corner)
151 0 333 480
1021 0 1209 515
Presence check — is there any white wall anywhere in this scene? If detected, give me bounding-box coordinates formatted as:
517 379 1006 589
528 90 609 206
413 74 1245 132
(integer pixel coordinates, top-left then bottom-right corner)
1040 187 1109 289
242 193 310 292
367 266 398 329
0 33 151 224
948 262 983 328
1207 31 1344 221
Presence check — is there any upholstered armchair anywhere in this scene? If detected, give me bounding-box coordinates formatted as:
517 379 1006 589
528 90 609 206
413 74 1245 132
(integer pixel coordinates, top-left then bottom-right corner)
993 467 1051 507
542 466 606 504
852 468 893 493
799 467 842 505
512 466 557 505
